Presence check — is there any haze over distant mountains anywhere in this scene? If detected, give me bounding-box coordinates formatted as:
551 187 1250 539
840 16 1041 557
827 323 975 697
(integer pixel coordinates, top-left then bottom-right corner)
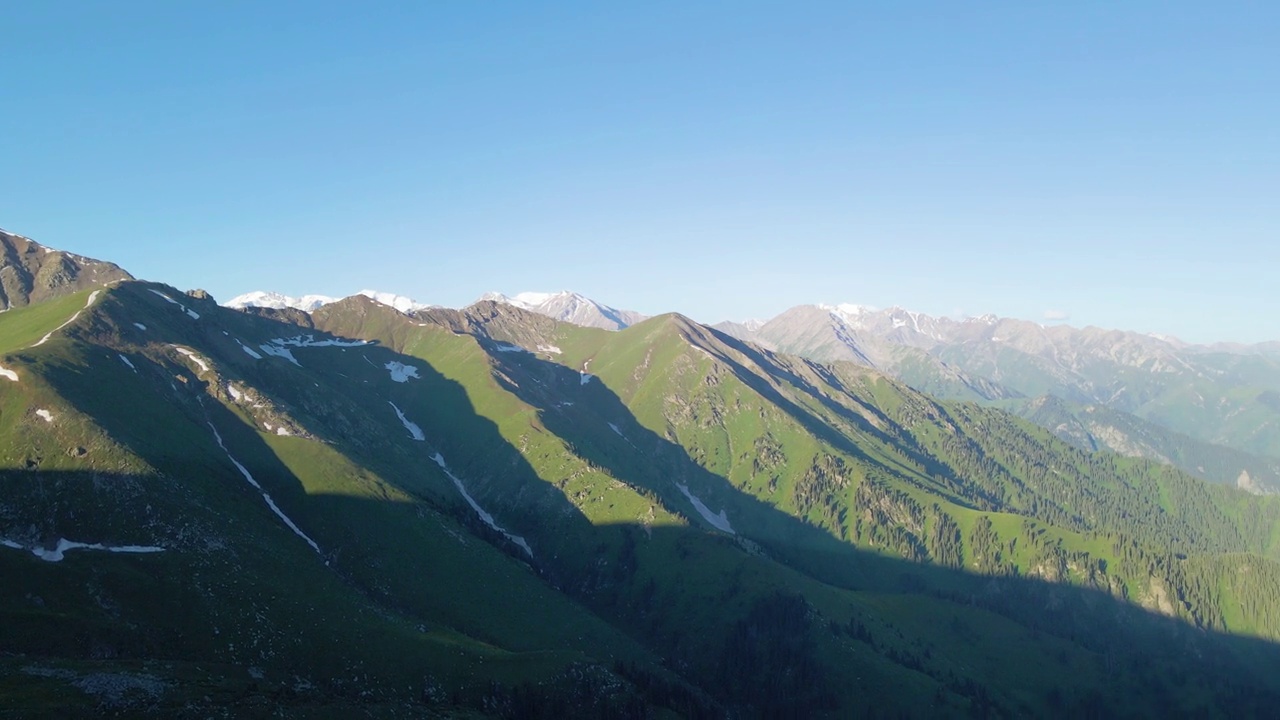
714 302 1280 490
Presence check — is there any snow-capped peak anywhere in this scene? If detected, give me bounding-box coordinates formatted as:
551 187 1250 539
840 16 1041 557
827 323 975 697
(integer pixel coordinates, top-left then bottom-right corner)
818 303 876 316
355 290 435 314
477 290 646 331
512 291 564 307
225 289 433 314
225 291 336 312
819 303 877 327
480 290 569 310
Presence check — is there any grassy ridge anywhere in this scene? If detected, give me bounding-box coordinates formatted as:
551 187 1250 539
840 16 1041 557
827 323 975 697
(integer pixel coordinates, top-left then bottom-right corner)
4 285 1280 715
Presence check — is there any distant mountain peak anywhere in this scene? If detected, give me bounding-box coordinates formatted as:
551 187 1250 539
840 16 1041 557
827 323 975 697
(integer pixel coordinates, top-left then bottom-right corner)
354 290 435 314
225 289 434 314
818 302 877 321
225 291 336 312
477 290 646 331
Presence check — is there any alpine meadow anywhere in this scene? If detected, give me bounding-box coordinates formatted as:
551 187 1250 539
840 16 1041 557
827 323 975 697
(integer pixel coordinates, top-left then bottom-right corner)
4 227 1280 717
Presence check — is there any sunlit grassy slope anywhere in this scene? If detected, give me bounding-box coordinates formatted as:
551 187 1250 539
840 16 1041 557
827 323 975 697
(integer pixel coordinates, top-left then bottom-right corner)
4 285 1280 716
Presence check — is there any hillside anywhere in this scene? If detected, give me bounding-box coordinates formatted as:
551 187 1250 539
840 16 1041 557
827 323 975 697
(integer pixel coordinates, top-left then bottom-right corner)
4 246 1280 716
0 230 132 311
1007 394 1280 494
736 303 1280 485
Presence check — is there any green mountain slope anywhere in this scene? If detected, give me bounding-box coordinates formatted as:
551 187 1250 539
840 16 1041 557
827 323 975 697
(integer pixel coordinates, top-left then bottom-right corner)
744 304 1280 507
316 300 1280 714
0 285 695 717
1006 394 1280 494
930 331 1280 460
6 273 1280 717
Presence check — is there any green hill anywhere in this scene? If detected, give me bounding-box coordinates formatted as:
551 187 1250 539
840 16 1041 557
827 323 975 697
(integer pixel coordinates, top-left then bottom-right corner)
4 279 1280 717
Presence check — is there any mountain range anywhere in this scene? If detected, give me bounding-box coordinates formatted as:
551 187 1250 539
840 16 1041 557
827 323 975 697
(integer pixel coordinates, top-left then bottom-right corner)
226 289 435 314
477 291 648 331
232 285 1280 493
6 231 1280 717
716 303 1280 492
229 288 646 332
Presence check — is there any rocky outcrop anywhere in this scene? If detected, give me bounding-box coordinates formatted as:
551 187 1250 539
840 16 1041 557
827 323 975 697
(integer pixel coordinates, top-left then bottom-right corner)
0 229 133 310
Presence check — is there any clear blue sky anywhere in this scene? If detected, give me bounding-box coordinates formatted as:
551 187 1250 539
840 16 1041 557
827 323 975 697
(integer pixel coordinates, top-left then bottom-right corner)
3 2 1276 342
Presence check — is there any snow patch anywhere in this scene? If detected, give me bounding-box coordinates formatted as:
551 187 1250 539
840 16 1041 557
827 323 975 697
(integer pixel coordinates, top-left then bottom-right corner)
510 291 556 307
493 343 528 353
173 347 211 373
357 290 434 313
238 341 263 360
227 384 244 402
148 289 199 320
0 366 17 382
276 427 292 436
609 421 639 449
384 361 421 383
676 483 735 534
207 423 323 556
580 373 594 386
820 303 877 328
133 323 147 331
36 409 54 423
272 334 369 348
258 344 300 366
431 453 533 557
33 290 100 347
388 402 425 441
537 344 563 355
0 538 164 563
118 354 137 372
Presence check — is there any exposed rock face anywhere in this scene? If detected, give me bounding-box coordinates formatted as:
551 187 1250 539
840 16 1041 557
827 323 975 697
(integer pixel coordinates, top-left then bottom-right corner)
0 229 133 310
1141 576 1179 618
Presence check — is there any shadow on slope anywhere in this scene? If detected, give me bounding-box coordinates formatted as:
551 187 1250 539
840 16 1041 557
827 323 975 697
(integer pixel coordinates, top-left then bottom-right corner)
475 334 1280 717
16 289 715 716
15 288 1280 717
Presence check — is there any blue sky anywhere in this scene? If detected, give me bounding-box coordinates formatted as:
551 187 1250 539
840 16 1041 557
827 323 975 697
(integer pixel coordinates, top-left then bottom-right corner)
3 2 1276 342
